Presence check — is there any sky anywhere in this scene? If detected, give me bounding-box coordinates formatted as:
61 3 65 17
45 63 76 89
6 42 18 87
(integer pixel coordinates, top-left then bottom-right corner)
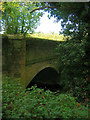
35 12 62 34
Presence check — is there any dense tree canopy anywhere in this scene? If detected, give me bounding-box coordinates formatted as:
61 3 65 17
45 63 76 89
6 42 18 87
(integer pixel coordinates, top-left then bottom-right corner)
1 2 89 37
46 2 90 79
46 2 89 39
43 2 89 99
1 2 44 35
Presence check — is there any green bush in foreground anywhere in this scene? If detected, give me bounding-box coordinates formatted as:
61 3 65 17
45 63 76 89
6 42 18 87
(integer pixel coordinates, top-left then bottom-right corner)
2 75 88 119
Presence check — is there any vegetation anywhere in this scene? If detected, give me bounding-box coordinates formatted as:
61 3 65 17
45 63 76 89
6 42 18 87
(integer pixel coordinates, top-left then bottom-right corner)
1 1 90 119
46 2 89 108
1 2 43 35
56 38 89 103
27 32 67 41
46 2 90 81
2 75 88 119
47 2 89 38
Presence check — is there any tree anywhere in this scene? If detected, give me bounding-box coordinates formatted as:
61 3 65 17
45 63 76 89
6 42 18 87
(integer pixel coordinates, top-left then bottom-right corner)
1 2 43 35
46 2 90 81
46 3 89 37
38 2 89 101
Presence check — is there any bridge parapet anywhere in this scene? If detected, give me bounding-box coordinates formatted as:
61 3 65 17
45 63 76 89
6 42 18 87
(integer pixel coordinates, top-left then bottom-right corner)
26 37 59 65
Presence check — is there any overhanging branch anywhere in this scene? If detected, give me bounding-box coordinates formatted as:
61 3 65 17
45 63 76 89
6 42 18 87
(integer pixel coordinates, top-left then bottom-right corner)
30 6 55 13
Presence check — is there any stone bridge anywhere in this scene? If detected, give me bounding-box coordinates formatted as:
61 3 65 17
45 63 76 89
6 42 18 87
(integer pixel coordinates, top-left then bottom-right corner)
2 35 61 89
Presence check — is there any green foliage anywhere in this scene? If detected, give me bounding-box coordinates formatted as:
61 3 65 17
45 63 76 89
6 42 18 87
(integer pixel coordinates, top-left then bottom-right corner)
2 2 43 35
56 38 89 102
47 2 89 39
45 2 89 105
46 2 89 87
2 75 88 119
27 32 66 41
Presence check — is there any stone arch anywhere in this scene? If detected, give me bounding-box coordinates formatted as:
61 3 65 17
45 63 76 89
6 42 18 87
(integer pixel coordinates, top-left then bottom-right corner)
36 64 59 75
26 64 59 89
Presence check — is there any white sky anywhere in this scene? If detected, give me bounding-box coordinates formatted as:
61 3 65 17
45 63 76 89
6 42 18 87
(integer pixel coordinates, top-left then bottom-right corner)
35 12 62 34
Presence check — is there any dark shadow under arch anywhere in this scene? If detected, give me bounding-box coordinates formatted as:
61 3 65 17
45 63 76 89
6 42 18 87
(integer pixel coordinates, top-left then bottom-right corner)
26 67 60 91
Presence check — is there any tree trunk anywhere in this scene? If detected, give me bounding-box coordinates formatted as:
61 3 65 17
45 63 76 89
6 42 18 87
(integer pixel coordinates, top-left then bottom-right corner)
21 14 24 33
5 13 7 35
15 16 18 34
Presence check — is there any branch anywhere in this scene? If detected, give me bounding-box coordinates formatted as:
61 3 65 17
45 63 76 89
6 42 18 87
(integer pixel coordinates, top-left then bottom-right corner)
30 6 55 14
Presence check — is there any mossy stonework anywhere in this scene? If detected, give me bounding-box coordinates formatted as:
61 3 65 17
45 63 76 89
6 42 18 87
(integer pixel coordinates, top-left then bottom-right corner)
2 35 60 88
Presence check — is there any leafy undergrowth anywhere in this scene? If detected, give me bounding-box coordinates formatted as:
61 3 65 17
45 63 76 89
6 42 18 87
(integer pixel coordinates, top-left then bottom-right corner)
2 75 89 119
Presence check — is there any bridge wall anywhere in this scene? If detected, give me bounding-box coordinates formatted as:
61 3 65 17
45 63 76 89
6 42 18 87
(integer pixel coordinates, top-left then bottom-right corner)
26 37 59 65
2 35 60 88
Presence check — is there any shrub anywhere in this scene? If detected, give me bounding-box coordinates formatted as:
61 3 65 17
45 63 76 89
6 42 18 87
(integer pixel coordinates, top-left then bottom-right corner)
2 75 88 119
56 39 89 102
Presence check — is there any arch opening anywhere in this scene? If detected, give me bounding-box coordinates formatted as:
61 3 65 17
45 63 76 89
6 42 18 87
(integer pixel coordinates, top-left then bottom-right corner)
26 67 61 92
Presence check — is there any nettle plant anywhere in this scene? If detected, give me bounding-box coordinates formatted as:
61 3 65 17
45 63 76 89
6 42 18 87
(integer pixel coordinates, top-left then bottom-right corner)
56 38 89 102
2 75 88 119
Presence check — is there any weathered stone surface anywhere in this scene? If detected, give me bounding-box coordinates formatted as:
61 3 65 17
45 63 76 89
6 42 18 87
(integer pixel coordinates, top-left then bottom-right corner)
2 35 61 88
